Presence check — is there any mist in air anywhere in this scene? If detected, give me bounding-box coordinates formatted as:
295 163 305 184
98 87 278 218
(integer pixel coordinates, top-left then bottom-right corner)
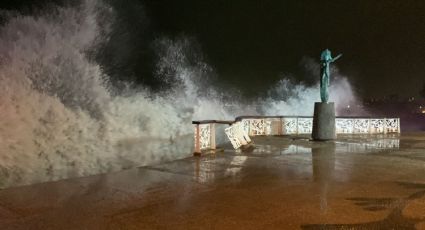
0 0 363 188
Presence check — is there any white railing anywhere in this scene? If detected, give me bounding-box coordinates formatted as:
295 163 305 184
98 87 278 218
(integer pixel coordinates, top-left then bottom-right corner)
192 120 233 154
193 117 400 153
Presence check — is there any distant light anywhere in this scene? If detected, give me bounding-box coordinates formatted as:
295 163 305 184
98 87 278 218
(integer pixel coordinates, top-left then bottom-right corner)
347 105 350 109
422 110 425 114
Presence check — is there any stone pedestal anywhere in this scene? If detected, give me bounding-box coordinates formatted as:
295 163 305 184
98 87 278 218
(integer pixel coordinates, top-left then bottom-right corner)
312 102 336 141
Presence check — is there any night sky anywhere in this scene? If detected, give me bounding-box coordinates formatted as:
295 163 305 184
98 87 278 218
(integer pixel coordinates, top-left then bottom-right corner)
2 0 425 99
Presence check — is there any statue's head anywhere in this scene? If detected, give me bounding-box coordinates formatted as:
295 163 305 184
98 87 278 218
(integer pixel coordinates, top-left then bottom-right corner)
320 49 332 62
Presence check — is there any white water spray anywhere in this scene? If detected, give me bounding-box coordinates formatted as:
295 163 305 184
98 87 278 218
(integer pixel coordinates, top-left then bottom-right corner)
0 1 225 188
0 1 363 188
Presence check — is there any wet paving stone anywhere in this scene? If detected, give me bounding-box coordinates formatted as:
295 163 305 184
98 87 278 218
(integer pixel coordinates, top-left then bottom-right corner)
0 133 424 229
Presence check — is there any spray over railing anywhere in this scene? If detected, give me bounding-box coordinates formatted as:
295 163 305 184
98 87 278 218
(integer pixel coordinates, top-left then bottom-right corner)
192 116 400 154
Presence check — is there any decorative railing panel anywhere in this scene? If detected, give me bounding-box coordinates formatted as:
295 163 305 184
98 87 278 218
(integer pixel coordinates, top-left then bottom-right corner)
242 119 250 136
353 118 370 134
282 117 297 134
193 124 212 153
265 119 274 135
297 118 313 134
335 118 354 133
386 118 399 133
369 119 385 133
225 122 251 149
193 117 400 152
224 125 243 149
249 119 266 136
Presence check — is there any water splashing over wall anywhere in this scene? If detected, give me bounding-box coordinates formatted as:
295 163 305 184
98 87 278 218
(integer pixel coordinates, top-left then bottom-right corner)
0 0 364 188
0 1 218 188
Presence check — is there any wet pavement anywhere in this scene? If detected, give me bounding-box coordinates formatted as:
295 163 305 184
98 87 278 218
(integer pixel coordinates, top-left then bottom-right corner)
0 133 425 229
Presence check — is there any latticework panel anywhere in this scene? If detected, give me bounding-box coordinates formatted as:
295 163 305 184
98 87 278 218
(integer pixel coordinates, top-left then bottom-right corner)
194 124 211 150
386 118 399 133
297 118 313 134
353 119 370 134
282 118 297 134
249 119 266 135
336 118 354 134
369 119 385 134
225 125 243 149
242 119 250 136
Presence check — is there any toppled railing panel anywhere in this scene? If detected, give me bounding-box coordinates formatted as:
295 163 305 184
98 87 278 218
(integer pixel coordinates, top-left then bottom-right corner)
224 122 251 149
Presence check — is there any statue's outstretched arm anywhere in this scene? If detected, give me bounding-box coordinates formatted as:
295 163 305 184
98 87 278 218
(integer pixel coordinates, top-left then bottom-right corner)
331 54 342 62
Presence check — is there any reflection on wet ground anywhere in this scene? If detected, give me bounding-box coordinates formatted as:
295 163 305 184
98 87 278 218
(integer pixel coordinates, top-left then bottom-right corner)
1 133 425 229
302 182 425 229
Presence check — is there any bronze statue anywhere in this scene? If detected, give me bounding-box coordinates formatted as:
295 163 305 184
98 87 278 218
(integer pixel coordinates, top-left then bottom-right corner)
320 49 342 103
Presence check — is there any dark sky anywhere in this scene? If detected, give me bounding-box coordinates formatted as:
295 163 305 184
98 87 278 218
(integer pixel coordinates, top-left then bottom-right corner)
1 0 425 98
143 0 425 98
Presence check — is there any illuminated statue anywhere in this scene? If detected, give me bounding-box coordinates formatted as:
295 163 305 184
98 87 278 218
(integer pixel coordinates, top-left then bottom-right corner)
320 49 342 103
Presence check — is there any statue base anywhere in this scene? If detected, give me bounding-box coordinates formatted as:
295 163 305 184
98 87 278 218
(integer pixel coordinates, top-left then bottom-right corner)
312 102 336 141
